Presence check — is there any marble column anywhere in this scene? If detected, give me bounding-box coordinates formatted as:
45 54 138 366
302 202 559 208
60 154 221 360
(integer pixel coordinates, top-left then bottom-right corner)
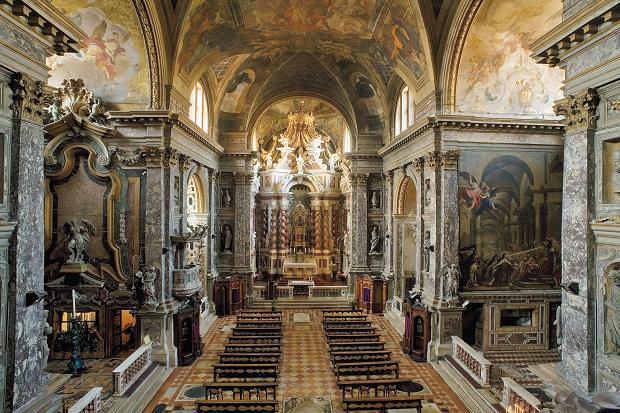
6 73 47 410
349 173 369 280
553 89 599 392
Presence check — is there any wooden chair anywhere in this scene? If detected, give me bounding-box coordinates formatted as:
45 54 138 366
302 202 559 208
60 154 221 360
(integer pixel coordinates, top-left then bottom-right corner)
202 382 278 400
195 400 278 412
342 396 426 413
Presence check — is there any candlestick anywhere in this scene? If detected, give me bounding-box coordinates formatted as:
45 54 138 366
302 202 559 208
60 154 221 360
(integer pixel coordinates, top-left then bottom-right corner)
72 289 76 318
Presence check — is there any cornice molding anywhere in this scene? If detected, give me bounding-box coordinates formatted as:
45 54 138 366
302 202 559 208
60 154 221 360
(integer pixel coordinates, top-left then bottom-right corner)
0 0 84 54
108 110 225 155
531 0 620 66
379 115 565 157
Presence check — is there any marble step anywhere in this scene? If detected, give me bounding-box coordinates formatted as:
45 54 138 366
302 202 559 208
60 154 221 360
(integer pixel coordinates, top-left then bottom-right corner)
433 359 502 413
251 299 351 309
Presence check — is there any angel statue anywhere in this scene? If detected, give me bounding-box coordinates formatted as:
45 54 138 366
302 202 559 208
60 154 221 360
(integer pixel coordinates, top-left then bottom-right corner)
63 219 97 264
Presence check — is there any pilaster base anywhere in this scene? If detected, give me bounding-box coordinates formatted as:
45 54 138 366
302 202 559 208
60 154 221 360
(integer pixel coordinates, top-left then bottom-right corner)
428 305 463 361
138 308 177 368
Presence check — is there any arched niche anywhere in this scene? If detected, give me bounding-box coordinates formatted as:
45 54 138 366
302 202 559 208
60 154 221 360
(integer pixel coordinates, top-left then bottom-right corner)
397 176 417 216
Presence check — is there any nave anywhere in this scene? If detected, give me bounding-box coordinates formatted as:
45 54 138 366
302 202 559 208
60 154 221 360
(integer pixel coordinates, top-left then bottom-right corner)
145 309 469 412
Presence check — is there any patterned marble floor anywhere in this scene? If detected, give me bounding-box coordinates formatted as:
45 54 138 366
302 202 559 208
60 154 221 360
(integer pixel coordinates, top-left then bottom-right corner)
145 309 470 412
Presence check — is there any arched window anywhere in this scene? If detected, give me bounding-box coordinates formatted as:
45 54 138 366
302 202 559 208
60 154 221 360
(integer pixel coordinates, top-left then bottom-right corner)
189 82 209 132
394 85 414 136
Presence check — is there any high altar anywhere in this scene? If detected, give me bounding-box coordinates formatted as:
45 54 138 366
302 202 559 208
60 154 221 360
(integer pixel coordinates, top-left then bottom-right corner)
254 105 348 284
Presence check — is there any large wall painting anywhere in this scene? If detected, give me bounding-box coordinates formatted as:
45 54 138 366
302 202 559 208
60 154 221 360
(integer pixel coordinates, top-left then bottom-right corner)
48 0 149 105
458 150 563 290
456 0 564 115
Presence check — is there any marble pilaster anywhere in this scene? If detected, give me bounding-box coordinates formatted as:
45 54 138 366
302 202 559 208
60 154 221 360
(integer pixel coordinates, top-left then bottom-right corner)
6 73 48 410
553 89 599 391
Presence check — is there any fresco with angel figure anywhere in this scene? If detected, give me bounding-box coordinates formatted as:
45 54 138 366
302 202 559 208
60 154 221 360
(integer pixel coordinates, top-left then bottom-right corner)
458 150 563 290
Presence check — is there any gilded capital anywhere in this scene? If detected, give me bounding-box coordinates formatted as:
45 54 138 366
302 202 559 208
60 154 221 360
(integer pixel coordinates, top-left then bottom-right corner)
553 88 599 133
9 72 46 125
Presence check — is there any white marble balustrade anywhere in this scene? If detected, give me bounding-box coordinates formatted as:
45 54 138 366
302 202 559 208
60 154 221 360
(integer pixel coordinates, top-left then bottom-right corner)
67 387 102 413
501 377 542 413
451 336 492 386
112 342 153 396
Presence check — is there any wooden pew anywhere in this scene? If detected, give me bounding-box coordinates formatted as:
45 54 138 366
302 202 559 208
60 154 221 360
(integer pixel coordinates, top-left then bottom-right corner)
232 327 282 336
324 327 376 335
322 321 373 329
236 314 282 321
239 309 282 314
235 320 283 329
335 361 399 381
224 343 282 353
219 353 281 364
331 350 392 366
342 396 426 413
228 336 282 344
327 333 381 343
323 309 364 316
323 314 368 322
337 379 424 399
196 400 278 412
202 382 278 400
329 342 386 352
212 363 279 382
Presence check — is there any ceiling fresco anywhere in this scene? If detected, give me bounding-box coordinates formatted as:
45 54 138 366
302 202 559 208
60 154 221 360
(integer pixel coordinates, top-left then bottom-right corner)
47 0 150 106
177 0 432 88
456 0 564 116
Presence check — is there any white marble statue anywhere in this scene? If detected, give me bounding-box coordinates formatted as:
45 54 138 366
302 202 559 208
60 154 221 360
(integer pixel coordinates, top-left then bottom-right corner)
222 189 232 208
442 264 460 300
63 219 98 264
136 267 158 308
296 155 306 174
369 225 381 254
371 191 380 209
222 225 233 253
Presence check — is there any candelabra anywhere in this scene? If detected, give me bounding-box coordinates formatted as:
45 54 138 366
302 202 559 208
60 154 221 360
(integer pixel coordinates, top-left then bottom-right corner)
67 317 84 375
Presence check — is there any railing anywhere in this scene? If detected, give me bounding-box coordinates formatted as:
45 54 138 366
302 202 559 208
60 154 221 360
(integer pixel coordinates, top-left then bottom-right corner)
68 387 102 413
172 264 202 298
276 286 294 299
112 342 153 396
309 285 349 299
502 377 541 413
253 285 266 300
451 336 492 386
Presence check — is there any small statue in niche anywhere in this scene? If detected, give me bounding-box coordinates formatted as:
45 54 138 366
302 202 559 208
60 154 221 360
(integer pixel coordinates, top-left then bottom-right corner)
222 189 232 208
265 153 273 170
42 309 53 365
371 191 380 209
63 219 98 264
369 225 381 254
424 179 431 209
136 267 158 308
221 224 233 254
605 267 620 354
423 231 431 272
